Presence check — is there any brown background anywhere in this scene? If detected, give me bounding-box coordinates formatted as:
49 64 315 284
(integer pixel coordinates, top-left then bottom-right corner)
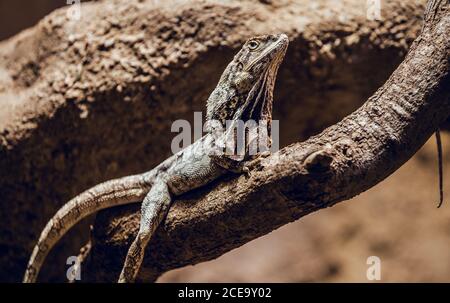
0 0 66 41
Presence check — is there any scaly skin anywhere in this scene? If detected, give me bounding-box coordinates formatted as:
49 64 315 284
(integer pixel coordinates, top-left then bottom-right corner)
23 33 289 283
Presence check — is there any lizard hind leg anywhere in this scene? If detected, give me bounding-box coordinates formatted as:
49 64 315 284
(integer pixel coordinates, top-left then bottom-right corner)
118 179 172 283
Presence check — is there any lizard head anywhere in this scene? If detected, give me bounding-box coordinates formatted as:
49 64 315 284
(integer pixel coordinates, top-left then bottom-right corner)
206 33 289 127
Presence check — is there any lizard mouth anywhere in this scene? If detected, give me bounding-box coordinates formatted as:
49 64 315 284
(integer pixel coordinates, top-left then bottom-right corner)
244 34 289 72
243 47 285 122
242 36 288 136
233 34 288 128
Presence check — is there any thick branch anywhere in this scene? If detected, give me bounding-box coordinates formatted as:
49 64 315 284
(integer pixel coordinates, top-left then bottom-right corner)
86 1 450 282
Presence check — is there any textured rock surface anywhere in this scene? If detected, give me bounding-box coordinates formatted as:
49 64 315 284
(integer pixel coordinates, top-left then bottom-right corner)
0 0 426 282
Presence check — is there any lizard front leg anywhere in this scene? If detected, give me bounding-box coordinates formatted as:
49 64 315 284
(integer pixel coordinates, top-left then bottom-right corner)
118 178 172 283
210 151 271 177
210 154 248 174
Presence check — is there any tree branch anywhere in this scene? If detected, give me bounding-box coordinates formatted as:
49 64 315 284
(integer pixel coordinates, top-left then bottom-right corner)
86 0 450 282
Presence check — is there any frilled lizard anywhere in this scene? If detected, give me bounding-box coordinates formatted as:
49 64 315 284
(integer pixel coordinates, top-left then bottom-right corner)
23 33 289 283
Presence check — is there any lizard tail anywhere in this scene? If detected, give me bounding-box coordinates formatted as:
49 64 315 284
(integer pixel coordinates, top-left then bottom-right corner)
23 174 152 283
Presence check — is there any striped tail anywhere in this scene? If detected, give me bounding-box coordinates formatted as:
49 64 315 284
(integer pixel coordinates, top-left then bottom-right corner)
23 173 152 283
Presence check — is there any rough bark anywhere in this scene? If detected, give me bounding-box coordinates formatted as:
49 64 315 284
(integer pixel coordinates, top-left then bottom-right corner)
0 0 435 282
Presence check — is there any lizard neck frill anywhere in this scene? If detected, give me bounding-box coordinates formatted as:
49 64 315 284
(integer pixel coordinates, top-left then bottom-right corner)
241 48 285 129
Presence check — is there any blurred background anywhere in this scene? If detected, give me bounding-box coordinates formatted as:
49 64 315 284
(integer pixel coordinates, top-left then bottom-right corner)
0 0 66 41
1 0 449 282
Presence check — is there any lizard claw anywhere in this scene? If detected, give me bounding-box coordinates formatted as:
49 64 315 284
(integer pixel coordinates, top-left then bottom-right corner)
259 151 271 158
242 165 251 178
246 151 271 172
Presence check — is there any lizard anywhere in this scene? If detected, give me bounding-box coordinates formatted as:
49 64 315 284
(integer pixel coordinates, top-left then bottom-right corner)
23 33 289 283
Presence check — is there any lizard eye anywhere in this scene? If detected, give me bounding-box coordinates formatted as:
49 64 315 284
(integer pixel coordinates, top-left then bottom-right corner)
248 40 260 50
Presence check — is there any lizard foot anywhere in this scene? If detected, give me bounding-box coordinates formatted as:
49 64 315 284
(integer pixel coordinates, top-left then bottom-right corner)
241 151 271 178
